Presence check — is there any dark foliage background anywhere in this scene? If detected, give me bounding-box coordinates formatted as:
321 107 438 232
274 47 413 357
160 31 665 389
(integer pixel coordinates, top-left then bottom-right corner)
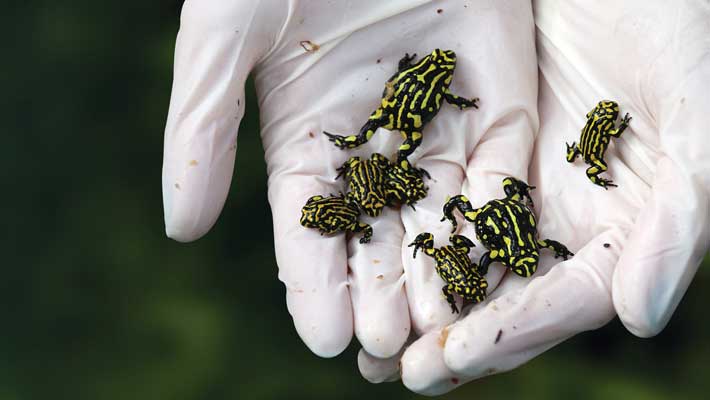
2 1 708 399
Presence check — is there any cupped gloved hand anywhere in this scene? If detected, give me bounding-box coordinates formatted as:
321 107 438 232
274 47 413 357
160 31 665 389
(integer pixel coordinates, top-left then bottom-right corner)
162 0 538 360
358 0 710 394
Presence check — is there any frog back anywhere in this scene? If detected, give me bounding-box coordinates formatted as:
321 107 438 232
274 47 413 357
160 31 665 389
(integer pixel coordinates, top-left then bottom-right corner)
347 160 387 217
381 53 456 129
300 196 359 233
579 101 619 159
434 245 473 282
474 199 538 258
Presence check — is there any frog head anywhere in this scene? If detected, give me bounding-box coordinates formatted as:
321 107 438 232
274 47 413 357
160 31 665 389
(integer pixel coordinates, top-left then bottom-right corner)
299 196 325 228
430 49 457 67
502 177 535 207
409 232 435 258
385 165 428 208
370 153 392 169
593 100 620 121
335 156 361 180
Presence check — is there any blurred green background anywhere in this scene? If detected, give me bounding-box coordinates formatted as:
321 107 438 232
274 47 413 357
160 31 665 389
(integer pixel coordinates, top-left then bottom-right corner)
2 1 708 399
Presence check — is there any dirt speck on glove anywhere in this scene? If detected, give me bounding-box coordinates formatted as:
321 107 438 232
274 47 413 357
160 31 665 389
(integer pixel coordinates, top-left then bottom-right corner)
494 329 503 344
299 40 320 52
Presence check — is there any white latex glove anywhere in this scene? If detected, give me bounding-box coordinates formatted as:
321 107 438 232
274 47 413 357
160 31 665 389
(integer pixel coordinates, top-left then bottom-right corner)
162 0 538 359
359 0 710 394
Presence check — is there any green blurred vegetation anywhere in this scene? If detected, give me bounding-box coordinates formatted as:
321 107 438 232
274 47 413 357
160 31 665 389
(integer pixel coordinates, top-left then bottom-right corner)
1 1 708 399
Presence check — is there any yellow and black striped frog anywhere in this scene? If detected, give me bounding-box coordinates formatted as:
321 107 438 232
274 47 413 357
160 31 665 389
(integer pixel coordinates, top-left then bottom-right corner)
441 177 573 278
409 233 488 313
337 153 429 214
335 153 390 217
566 100 632 189
300 194 372 243
324 49 479 173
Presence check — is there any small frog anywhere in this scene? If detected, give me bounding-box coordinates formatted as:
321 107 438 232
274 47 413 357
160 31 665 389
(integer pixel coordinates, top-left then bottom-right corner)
337 153 429 214
566 100 632 189
324 49 479 173
384 164 429 209
300 194 372 243
409 233 488 313
336 153 390 217
441 177 573 278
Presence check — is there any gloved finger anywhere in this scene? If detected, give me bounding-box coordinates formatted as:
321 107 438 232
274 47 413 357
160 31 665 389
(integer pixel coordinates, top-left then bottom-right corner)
456 0 538 291
613 159 709 336
458 101 539 293
401 229 622 395
401 158 468 334
271 171 354 358
162 0 285 242
348 207 410 358
263 80 406 359
358 345 405 384
458 3 537 205
613 51 710 335
399 327 458 396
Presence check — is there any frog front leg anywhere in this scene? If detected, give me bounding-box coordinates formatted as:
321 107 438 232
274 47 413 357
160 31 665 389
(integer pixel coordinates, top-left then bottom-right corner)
609 113 632 137
350 221 373 244
537 239 574 260
566 142 581 162
443 89 479 110
476 250 496 276
441 195 480 233
323 109 389 150
442 284 459 314
335 156 360 180
398 53 417 71
586 158 617 189
450 234 475 253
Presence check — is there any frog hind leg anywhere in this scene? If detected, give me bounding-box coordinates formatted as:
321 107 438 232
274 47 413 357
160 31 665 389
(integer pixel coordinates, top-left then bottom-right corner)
396 131 426 173
441 195 479 233
509 252 539 278
444 89 479 110
323 110 388 150
537 239 574 260
442 284 459 314
350 221 373 244
586 158 617 189
461 271 487 305
566 142 581 163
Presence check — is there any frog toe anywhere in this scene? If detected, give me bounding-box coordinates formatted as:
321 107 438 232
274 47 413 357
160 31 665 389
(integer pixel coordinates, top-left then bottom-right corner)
322 131 348 149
